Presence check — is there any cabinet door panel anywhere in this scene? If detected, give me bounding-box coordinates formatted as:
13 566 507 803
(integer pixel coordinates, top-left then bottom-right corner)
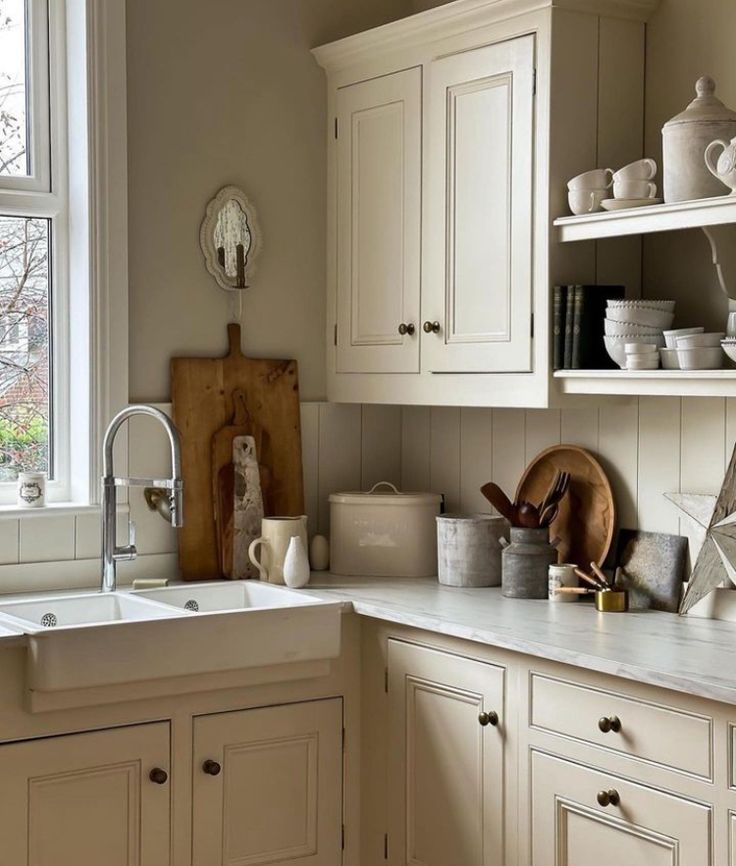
336 68 422 373
388 640 505 866
0 722 171 866
192 699 342 866
531 751 711 866
424 35 535 373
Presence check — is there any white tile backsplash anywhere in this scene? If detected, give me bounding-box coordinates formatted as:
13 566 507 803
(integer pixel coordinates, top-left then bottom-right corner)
20 515 75 563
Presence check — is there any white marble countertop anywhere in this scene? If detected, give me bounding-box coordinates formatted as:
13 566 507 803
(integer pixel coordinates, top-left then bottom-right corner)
304 575 732 705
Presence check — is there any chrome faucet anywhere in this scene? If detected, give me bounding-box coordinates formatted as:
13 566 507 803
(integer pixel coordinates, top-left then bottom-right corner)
101 405 184 592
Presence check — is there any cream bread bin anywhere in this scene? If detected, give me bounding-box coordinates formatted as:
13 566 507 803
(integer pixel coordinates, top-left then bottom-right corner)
329 482 442 577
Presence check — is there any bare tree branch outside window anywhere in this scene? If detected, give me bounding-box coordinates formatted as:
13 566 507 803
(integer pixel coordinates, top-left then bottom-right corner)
0 0 50 481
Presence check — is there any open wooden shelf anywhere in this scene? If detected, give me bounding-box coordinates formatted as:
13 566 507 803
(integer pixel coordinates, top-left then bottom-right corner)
554 368 736 397
554 195 736 242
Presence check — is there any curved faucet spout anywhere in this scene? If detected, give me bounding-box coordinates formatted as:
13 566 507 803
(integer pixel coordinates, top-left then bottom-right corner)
102 405 182 481
101 405 184 592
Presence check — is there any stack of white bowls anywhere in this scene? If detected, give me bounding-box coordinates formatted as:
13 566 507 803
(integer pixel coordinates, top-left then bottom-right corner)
722 336 736 366
674 331 724 370
604 300 674 369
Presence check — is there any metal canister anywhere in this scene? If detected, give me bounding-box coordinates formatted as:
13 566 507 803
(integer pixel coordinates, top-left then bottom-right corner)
500 527 559 599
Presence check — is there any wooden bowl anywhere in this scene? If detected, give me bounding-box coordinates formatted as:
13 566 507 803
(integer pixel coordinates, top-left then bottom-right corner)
515 445 616 569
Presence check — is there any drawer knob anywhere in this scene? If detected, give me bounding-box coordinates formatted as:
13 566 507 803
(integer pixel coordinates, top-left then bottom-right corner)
598 715 622 733
423 321 441 334
596 789 620 808
398 323 416 336
478 711 499 727
149 767 168 785
202 759 222 776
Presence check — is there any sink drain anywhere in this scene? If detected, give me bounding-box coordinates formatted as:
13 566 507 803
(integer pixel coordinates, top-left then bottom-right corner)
184 599 199 612
40 612 58 628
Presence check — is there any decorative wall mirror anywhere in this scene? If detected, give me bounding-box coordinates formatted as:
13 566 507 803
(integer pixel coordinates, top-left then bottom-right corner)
200 186 262 290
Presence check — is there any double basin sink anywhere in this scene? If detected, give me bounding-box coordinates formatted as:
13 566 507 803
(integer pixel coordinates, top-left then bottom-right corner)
0 582 342 693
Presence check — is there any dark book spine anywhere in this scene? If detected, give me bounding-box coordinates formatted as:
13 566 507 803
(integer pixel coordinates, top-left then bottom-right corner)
571 285 583 369
552 286 566 371
563 286 575 369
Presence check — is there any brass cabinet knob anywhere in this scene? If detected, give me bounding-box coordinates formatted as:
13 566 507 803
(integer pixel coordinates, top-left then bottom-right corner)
598 715 622 733
423 321 441 334
149 767 168 785
398 323 416 336
202 759 222 776
596 789 620 808
478 711 499 727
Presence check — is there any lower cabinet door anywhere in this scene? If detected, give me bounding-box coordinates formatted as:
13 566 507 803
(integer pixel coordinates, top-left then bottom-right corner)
387 639 506 866
0 721 171 866
192 698 343 866
531 751 712 865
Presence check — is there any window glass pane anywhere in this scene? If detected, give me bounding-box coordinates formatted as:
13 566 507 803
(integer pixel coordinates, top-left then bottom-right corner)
0 215 50 480
0 0 28 177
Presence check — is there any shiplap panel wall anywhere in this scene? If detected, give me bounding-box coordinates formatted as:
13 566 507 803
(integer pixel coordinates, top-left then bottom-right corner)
301 399 736 550
1 397 732 591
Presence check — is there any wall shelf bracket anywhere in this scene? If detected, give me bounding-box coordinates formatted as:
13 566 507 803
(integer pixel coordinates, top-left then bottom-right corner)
702 224 736 302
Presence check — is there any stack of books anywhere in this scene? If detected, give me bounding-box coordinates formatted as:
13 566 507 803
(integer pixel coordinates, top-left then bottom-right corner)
553 285 625 370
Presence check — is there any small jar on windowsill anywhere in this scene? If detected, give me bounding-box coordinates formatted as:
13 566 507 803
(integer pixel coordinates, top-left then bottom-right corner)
17 472 46 508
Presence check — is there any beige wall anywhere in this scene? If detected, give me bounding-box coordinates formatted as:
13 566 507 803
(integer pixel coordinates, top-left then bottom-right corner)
126 0 412 403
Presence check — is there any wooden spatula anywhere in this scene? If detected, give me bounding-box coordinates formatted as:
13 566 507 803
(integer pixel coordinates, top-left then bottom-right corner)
480 482 516 524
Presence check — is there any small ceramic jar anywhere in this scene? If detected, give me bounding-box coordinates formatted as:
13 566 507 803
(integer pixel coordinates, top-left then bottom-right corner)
17 471 46 508
548 563 578 603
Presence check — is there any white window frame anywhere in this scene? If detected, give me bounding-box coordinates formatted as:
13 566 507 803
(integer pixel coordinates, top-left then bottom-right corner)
0 0 128 508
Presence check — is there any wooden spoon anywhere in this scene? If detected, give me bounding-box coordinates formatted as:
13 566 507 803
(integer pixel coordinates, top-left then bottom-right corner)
517 501 540 528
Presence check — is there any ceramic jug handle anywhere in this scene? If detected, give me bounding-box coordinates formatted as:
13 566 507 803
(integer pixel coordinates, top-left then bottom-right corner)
248 537 268 580
705 139 729 179
604 168 614 189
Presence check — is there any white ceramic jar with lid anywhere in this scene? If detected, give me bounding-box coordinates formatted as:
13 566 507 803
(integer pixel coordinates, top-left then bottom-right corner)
329 481 442 577
662 76 736 202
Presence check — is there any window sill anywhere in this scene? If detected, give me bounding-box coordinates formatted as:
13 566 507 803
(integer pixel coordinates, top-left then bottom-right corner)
0 502 129 520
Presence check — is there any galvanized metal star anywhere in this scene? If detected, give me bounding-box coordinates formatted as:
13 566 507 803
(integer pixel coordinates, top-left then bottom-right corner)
666 444 736 614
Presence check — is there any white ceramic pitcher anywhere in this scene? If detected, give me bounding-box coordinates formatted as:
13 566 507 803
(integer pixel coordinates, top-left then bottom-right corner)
248 516 308 584
705 135 736 194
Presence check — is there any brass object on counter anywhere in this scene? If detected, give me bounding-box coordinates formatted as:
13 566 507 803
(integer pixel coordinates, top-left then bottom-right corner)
595 589 628 612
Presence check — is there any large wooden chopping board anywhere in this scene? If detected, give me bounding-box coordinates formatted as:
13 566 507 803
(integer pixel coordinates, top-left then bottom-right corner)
172 323 304 580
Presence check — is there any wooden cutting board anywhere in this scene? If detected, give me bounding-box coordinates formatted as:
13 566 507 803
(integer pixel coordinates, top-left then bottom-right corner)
515 445 616 569
172 323 304 580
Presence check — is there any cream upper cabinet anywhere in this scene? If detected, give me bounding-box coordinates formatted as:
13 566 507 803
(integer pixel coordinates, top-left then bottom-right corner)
192 698 343 866
422 35 535 373
0 722 171 866
531 751 712 866
316 0 652 406
387 639 505 866
335 68 422 374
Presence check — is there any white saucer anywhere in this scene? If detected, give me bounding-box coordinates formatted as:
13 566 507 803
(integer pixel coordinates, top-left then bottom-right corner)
601 198 663 211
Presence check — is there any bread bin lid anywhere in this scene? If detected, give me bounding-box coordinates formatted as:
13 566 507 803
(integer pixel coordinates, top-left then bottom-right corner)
329 481 442 507
663 76 736 129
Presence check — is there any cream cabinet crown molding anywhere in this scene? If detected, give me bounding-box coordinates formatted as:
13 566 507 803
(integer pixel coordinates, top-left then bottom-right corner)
311 0 658 72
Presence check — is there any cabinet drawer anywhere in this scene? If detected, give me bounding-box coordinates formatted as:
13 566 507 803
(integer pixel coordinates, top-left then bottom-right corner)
530 672 713 779
531 750 712 866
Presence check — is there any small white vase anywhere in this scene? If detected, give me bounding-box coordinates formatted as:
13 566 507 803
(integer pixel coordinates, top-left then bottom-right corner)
283 536 310 589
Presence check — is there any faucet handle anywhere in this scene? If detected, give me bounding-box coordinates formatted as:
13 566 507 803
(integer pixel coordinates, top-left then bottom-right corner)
114 519 137 562
129 519 137 552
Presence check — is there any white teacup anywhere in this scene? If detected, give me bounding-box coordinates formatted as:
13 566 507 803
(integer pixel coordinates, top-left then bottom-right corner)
567 168 613 191
612 179 657 200
568 188 607 215
614 158 657 181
